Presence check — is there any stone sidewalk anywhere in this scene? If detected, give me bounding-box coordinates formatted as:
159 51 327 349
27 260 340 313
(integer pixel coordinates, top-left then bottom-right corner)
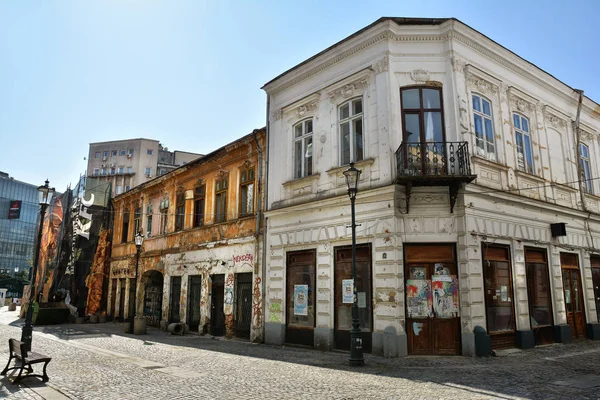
1 307 599 399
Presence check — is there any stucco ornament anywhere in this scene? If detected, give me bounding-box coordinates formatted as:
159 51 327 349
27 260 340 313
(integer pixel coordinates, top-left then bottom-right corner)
273 109 283 120
296 100 318 118
451 56 466 73
467 73 498 96
543 109 567 130
372 54 389 74
410 69 430 83
509 94 533 114
328 77 369 103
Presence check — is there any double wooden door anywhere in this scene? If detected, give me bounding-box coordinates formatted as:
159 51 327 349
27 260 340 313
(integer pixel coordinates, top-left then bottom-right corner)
592 260 600 323
187 276 202 332
405 244 460 355
561 253 586 339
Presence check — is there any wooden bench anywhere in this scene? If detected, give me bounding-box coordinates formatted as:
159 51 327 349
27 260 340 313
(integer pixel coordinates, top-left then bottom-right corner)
1 339 51 383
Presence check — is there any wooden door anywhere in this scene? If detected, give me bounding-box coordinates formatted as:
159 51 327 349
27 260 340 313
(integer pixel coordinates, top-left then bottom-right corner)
210 274 225 336
334 245 372 353
286 250 316 346
525 248 553 344
235 273 252 338
561 253 586 339
110 279 117 318
405 244 460 355
483 245 516 349
143 271 163 328
169 276 181 323
119 278 126 321
187 275 202 332
592 264 600 323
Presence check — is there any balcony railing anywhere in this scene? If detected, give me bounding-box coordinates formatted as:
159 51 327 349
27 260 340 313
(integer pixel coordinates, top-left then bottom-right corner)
396 141 472 179
395 141 476 213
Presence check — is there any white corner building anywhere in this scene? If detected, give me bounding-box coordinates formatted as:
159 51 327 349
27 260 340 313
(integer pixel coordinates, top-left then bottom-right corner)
262 17 600 357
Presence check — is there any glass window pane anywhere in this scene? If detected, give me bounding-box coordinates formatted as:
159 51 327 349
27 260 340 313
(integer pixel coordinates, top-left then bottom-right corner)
287 262 315 328
572 273 581 312
422 89 441 109
472 95 481 112
340 104 349 120
424 112 443 142
521 117 529 133
484 118 494 142
354 118 363 161
405 114 421 143
341 122 351 165
474 114 484 139
294 141 302 179
482 98 491 116
402 89 420 109
306 136 313 176
513 114 520 130
305 119 313 133
353 99 362 115
526 263 552 327
524 136 534 173
295 124 302 138
484 260 515 332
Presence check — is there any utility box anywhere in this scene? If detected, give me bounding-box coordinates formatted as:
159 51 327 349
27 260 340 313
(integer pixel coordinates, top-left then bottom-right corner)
474 325 491 357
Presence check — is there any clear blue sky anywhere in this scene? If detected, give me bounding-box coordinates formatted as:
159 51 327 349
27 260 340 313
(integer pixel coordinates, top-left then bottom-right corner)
1 1 598 191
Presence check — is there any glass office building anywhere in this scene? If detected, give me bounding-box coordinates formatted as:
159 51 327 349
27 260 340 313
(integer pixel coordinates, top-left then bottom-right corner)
0 172 39 276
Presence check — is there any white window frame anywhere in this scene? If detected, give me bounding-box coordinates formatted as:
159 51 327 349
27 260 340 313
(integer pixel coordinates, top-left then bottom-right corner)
293 119 313 179
513 113 534 174
339 97 364 166
472 94 496 161
580 143 593 194
93 168 99 176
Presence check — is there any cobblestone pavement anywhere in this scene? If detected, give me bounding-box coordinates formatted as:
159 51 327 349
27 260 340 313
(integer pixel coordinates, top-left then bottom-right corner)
0 308 599 399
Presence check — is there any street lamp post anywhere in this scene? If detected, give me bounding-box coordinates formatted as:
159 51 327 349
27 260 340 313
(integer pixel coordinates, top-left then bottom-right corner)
343 162 364 366
129 232 144 334
21 180 55 352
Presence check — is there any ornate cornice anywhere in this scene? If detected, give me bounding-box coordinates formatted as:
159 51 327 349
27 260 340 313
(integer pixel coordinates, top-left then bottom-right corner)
451 56 467 73
327 77 369 103
296 100 318 119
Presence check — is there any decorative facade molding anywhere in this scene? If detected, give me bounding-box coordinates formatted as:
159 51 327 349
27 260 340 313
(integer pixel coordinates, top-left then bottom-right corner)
543 108 567 130
273 109 283 120
372 54 389 74
509 94 534 114
327 77 369 103
410 69 430 83
466 72 498 96
296 100 318 119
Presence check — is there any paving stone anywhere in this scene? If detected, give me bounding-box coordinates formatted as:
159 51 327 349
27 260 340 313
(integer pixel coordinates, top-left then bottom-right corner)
1 307 600 399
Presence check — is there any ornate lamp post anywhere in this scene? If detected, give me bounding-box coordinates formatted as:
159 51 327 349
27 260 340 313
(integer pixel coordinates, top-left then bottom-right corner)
343 162 364 366
129 232 144 334
21 180 55 351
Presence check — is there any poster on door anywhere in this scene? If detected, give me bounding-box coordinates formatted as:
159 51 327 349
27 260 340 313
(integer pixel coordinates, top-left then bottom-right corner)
406 279 432 318
342 279 354 304
432 275 459 318
294 285 308 316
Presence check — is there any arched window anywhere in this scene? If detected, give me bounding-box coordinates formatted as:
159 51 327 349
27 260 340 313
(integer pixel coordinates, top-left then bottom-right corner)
513 113 534 174
293 119 313 179
472 94 496 161
339 98 363 165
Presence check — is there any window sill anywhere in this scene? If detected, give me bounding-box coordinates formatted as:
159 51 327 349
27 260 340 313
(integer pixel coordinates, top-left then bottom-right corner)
514 169 545 183
282 173 320 188
471 156 509 171
326 158 375 176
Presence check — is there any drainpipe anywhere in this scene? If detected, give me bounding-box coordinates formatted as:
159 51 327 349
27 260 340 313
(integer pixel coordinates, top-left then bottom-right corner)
260 94 271 341
573 89 595 251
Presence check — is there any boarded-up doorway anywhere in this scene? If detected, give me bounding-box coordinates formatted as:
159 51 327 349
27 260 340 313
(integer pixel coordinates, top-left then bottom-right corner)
169 276 181 323
405 244 460 355
334 244 372 352
210 274 225 336
119 278 126 321
592 257 600 323
235 273 253 338
110 279 117 318
561 253 587 339
187 275 202 332
143 271 163 328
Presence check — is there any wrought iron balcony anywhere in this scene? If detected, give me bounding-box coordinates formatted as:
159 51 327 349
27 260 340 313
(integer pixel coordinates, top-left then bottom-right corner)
395 141 476 213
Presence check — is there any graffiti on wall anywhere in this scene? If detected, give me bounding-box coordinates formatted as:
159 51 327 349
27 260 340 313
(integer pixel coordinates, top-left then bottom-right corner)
252 277 262 329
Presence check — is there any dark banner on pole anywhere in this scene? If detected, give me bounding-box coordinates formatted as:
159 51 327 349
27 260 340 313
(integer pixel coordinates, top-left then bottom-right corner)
8 200 22 220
